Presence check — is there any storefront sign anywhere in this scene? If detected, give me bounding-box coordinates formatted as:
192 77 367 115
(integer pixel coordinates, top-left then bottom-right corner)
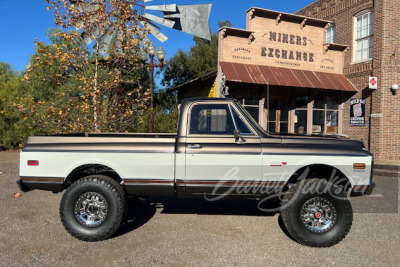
219 8 346 75
350 98 366 126
369 77 378 90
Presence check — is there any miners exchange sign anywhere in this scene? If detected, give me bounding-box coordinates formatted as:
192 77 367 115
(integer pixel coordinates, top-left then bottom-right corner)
218 8 347 75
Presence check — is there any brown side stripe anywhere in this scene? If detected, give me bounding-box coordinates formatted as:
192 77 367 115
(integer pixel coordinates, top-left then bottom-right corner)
21 177 64 183
353 185 368 191
178 180 285 187
124 180 174 184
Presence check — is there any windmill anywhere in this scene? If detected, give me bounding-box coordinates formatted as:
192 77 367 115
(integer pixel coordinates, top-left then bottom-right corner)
71 0 212 55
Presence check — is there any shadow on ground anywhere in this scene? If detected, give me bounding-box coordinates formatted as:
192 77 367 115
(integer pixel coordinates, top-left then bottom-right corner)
114 196 290 239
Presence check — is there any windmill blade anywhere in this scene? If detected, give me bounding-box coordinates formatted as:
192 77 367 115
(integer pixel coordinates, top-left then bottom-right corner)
114 29 124 55
96 26 116 55
139 21 168 42
144 0 155 2
81 25 101 45
70 1 101 29
70 1 101 13
143 13 175 28
145 4 177 12
164 4 212 41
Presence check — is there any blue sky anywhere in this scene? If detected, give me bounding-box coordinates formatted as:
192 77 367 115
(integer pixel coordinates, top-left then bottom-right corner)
0 0 316 72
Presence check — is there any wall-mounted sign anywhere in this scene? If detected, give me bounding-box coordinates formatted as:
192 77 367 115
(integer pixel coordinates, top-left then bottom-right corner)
219 8 347 75
350 98 366 126
369 76 378 90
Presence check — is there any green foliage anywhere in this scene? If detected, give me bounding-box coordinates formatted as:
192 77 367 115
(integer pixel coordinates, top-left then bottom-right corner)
0 63 36 149
162 20 231 88
135 90 179 133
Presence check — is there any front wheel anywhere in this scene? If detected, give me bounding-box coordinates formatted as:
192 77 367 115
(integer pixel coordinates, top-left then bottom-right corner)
281 179 353 247
60 175 125 241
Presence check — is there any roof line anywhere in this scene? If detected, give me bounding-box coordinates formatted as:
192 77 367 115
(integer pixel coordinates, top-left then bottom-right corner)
166 70 217 92
246 7 332 25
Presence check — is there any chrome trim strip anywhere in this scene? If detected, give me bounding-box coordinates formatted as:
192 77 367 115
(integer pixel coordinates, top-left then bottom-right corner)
22 149 174 153
185 152 261 155
262 153 370 157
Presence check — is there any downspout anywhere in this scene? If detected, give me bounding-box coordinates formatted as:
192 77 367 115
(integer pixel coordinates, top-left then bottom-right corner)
367 0 375 150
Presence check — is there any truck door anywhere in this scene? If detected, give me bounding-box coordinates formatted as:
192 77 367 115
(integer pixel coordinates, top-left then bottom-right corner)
184 102 262 196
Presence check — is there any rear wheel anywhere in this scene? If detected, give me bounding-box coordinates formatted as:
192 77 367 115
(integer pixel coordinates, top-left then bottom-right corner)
60 175 125 241
281 178 352 247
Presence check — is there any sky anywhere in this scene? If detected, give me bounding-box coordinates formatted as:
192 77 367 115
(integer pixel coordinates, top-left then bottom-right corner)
0 0 316 73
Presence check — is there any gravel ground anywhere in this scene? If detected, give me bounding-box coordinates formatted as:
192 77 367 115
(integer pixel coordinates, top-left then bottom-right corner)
0 151 399 266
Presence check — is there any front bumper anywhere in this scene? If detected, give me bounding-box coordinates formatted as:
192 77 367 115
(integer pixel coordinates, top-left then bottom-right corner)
351 182 376 196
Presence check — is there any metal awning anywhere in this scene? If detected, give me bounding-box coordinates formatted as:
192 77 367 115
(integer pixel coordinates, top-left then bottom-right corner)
220 62 357 92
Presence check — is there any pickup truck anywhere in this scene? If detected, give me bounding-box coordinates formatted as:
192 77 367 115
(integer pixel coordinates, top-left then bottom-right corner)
17 97 375 247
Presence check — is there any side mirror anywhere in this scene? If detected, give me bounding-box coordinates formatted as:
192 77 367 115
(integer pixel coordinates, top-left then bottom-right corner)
234 129 241 139
234 129 246 144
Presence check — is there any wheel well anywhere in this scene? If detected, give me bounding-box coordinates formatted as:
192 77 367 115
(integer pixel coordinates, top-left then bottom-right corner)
63 164 124 191
285 164 351 192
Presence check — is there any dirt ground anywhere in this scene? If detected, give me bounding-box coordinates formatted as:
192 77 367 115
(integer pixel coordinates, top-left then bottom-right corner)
0 151 399 266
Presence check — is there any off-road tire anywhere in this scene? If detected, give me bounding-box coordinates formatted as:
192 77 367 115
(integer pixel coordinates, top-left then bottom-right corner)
60 175 125 241
281 178 353 247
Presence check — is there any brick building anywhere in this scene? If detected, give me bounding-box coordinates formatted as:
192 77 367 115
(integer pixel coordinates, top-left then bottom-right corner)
295 0 400 161
169 0 400 161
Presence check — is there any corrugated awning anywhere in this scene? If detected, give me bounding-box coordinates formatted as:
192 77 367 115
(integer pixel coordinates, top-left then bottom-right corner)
220 62 357 92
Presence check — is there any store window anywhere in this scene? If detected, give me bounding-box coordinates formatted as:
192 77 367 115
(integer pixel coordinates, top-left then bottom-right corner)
326 24 336 43
268 99 277 133
267 98 290 134
279 98 290 134
312 94 339 135
354 10 374 62
294 96 308 134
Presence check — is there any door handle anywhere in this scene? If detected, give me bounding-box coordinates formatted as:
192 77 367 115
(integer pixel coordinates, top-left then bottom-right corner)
188 144 202 149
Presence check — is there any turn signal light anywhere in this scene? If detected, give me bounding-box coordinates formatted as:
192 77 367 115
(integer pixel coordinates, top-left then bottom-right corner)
353 163 366 169
27 160 39 166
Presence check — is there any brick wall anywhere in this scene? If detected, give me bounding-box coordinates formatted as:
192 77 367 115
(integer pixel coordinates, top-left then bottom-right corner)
296 0 400 161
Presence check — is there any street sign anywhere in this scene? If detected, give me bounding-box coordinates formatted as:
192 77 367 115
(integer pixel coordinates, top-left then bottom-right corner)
369 77 378 90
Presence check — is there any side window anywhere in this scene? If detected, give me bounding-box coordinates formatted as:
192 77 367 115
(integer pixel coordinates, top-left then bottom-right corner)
189 104 235 135
354 10 374 62
326 24 336 43
231 107 252 135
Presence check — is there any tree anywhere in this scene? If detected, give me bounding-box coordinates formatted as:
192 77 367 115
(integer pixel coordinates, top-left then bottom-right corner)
162 20 231 88
16 29 150 134
13 0 153 135
0 63 34 148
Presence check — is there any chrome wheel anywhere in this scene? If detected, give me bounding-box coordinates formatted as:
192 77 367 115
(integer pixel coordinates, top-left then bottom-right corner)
300 197 337 233
74 192 108 227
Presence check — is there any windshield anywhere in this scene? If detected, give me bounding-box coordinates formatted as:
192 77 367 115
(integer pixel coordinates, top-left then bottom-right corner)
234 102 268 135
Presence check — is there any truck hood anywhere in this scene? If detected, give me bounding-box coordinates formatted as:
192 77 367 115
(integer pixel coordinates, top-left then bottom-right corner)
261 134 370 157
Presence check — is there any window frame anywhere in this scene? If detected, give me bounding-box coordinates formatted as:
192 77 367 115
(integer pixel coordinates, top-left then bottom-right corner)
187 102 257 137
352 9 374 63
326 23 336 43
311 94 340 135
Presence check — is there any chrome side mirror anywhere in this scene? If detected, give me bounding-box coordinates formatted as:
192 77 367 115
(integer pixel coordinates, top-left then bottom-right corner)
234 129 240 139
234 129 246 144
